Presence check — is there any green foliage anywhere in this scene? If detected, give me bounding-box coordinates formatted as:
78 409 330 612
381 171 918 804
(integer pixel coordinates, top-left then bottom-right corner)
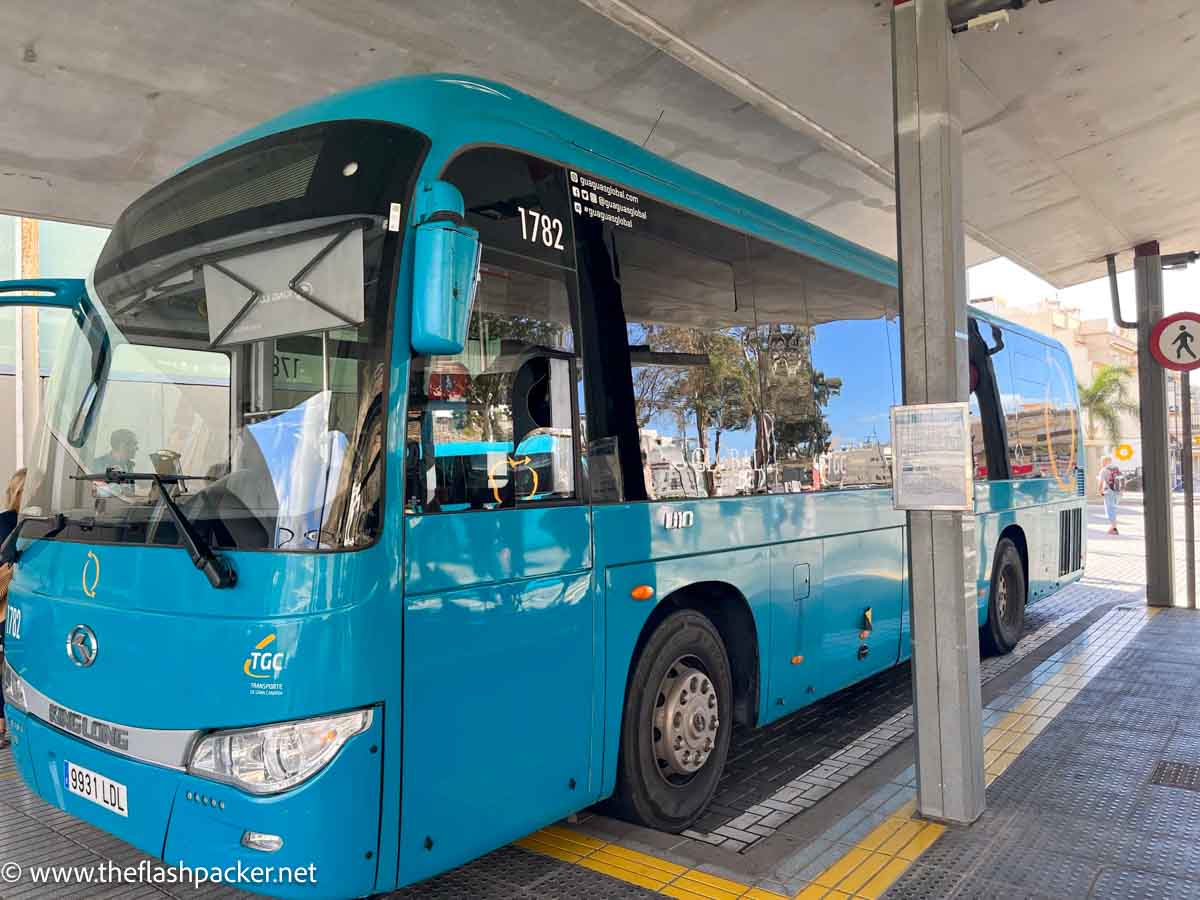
1077 364 1136 444
632 323 842 471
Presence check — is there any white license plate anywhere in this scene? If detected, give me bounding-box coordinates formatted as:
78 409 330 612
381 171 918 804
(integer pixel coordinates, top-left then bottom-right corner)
64 761 128 817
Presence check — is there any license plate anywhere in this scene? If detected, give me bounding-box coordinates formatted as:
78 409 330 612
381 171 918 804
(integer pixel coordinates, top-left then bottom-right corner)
63 761 128 817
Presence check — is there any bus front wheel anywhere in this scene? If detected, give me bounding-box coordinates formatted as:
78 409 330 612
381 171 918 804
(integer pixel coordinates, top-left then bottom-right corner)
608 609 733 832
982 537 1026 655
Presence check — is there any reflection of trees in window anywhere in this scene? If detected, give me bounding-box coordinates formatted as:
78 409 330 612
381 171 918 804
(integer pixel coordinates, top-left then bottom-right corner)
632 325 757 495
757 325 843 484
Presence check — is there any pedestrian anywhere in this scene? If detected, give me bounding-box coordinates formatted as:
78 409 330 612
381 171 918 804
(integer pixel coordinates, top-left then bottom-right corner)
1098 455 1122 535
0 467 26 750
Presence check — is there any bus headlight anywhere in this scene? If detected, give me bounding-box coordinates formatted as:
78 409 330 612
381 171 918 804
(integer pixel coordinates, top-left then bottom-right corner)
2 660 27 713
188 709 372 795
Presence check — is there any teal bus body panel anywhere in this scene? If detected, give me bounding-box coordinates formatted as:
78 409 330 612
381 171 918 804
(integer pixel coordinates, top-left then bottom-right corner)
399 507 596 882
5 540 396 726
403 506 592 594
3 515 406 897
973 480 1087 622
7 702 385 898
591 491 905 795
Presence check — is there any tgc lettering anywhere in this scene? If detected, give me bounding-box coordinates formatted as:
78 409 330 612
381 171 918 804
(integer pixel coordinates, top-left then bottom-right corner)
249 651 285 676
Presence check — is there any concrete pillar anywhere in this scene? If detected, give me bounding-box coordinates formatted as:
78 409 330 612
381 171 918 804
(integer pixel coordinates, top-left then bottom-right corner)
1134 241 1176 606
892 0 985 825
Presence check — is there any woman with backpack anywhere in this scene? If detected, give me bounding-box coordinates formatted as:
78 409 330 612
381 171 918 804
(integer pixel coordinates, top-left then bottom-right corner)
1098 455 1123 535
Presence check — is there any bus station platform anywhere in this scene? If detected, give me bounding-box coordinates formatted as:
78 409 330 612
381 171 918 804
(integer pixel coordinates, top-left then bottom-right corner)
0 498 1197 899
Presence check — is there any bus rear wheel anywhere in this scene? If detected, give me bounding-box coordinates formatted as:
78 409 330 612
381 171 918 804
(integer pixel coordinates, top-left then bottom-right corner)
982 537 1026 655
608 609 733 832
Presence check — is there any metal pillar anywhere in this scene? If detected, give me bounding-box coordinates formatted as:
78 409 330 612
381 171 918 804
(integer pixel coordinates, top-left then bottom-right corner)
1134 241 1176 606
1183 372 1195 608
892 0 985 824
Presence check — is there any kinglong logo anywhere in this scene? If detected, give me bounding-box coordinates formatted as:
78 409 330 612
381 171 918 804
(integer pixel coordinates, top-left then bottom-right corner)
47 703 129 751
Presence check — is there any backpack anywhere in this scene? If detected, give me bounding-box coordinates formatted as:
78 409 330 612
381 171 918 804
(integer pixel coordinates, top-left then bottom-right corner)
1104 466 1120 492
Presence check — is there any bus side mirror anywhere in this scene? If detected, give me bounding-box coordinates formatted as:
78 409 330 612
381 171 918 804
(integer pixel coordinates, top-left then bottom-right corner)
411 181 481 355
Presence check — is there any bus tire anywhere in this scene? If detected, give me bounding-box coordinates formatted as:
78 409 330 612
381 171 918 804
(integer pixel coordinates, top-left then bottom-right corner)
607 609 733 832
982 537 1026 655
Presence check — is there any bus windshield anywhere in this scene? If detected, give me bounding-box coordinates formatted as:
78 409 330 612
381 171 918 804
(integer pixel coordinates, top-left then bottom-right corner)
21 120 428 552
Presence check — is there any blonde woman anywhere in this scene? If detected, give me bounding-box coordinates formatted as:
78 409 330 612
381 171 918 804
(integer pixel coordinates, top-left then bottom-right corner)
0 467 25 748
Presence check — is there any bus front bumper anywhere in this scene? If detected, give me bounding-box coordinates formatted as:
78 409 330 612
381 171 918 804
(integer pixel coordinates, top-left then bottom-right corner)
6 707 384 899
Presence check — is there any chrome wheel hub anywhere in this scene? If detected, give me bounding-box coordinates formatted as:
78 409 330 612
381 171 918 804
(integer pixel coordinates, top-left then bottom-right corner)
654 659 719 780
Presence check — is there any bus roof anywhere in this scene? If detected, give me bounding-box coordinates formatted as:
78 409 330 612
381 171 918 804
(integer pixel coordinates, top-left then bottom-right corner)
186 74 1073 359
189 74 898 288
969 304 1073 355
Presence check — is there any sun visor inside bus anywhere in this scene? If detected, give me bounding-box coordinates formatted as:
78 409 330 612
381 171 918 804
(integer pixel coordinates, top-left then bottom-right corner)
203 227 365 346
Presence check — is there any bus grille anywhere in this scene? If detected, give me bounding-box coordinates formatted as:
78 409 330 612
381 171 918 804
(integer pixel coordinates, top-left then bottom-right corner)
1059 507 1083 575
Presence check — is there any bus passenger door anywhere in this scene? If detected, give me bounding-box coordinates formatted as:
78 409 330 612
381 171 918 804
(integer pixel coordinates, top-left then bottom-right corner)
399 246 595 881
815 529 905 694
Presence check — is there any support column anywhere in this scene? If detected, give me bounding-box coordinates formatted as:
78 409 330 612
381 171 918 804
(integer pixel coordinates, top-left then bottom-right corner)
892 0 985 825
1134 241 1176 606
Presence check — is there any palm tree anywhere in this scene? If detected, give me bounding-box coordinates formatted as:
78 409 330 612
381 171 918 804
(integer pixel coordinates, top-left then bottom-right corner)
1077 364 1137 443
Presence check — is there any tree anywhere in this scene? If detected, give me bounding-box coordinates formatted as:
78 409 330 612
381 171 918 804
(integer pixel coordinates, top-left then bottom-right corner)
1077 364 1136 444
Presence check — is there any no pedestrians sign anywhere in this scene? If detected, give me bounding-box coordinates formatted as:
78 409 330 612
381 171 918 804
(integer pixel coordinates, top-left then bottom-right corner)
1150 312 1200 372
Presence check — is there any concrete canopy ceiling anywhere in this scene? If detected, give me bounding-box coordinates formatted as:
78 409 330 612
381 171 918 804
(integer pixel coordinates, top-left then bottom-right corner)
2 1 1198 287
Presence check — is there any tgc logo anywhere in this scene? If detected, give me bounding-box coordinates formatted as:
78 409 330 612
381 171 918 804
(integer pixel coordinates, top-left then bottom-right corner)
243 633 286 680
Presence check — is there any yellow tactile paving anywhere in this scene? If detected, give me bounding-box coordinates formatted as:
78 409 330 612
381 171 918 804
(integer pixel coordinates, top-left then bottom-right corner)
675 870 752 897
601 844 689 878
589 848 681 884
579 856 666 890
857 857 912 899
812 848 872 889
893 823 945 862
876 820 923 856
518 824 773 898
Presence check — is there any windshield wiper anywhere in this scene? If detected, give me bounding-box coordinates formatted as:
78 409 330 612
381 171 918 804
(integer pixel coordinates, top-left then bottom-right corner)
74 469 236 589
0 513 73 565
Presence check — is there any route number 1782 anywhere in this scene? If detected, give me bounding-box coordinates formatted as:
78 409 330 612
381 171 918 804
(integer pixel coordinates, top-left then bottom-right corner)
517 207 565 250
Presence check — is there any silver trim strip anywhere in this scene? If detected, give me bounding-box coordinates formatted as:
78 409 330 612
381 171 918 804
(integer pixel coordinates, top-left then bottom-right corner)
14 671 200 771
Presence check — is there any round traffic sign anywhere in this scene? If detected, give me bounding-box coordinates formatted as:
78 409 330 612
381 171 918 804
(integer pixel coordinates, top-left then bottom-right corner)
1115 443 1134 461
1150 312 1200 371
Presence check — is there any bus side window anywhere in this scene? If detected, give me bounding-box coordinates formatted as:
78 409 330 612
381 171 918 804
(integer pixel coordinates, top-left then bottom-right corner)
1004 333 1055 479
406 147 585 516
617 229 752 501
578 187 755 502
405 258 582 513
749 239 898 493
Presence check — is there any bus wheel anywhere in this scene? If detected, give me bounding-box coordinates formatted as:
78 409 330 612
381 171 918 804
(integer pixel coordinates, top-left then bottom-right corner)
982 538 1026 655
608 609 733 832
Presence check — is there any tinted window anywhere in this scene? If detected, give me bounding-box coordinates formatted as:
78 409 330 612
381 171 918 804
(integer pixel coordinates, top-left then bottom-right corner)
750 239 898 492
406 150 583 514
571 164 898 501
568 168 758 501
1001 333 1077 483
619 229 757 500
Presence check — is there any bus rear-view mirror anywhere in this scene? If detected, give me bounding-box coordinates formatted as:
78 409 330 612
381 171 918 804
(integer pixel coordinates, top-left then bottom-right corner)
411 183 481 355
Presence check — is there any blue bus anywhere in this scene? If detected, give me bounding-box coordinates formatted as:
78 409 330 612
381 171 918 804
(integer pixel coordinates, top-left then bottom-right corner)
0 74 1085 897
